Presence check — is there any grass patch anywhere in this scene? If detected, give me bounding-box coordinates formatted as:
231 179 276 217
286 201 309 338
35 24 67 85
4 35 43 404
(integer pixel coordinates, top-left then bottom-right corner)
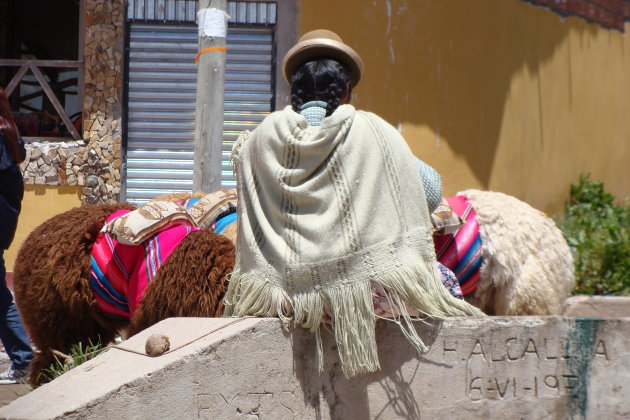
37 340 108 385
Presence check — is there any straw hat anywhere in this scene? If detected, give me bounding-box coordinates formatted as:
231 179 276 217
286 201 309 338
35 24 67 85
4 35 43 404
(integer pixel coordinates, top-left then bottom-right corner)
281 29 364 87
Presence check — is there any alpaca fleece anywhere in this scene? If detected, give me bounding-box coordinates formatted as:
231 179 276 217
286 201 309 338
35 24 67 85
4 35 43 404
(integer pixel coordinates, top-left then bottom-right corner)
13 204 234 386
13 204 134 385
126 229 234 336
460 189 574 315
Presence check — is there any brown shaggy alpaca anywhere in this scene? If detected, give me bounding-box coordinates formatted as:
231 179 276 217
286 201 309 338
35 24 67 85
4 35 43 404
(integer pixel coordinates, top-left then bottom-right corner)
13 204 133 386
13 204 234 386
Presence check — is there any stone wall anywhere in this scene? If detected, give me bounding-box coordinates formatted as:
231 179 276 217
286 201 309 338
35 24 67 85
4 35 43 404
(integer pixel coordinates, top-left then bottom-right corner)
20 137 121 201
82 0 124 204
21 0 124 205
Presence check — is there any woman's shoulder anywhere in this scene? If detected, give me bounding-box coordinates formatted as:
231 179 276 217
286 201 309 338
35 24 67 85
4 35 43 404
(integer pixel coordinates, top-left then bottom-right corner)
248 107 291 132
233 108 289 153
265 106 296 122
0 131 26 169
354 110 399 134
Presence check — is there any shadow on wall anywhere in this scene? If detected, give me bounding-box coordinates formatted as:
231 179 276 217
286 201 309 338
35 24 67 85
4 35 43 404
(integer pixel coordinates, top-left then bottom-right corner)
300 0 599 187
290 319 442 419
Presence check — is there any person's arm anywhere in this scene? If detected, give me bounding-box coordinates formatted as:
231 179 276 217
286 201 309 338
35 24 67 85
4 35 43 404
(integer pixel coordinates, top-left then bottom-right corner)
15 136 26 164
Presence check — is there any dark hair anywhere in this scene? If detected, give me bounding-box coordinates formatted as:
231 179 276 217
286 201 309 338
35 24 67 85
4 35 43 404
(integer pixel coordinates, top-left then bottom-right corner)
0 88 25 164
290 58 351 117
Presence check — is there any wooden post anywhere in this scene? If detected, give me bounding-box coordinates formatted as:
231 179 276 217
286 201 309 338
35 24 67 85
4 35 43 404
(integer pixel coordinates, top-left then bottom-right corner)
193 0 227 193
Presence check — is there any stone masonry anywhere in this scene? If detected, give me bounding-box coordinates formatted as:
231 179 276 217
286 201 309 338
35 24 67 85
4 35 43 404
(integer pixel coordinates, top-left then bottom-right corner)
21 0 124 205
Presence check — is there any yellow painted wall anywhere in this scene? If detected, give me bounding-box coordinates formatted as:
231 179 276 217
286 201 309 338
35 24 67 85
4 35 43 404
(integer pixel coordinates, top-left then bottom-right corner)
5 186 82 271
297 0 630 214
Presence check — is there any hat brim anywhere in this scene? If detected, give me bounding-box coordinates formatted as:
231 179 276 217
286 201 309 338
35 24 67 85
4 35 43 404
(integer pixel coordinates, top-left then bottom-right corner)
282 38 364 88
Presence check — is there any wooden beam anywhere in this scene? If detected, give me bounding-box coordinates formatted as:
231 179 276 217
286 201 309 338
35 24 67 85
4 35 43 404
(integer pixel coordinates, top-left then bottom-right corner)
0 59 81 68
18 78 78 102
29 64 81 140
5 64 29 96
17 90 44 102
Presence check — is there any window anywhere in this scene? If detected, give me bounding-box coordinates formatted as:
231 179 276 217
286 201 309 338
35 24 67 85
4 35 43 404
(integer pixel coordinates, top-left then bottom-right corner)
0 0 82 140
123 1 278 203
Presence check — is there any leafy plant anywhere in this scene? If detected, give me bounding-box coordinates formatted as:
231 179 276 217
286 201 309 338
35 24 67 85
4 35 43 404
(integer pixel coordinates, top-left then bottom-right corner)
555 175 629 295
37 340 108 385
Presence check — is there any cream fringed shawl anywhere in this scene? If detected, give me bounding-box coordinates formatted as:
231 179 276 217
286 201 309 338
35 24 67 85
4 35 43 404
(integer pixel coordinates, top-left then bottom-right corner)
224 104 483 377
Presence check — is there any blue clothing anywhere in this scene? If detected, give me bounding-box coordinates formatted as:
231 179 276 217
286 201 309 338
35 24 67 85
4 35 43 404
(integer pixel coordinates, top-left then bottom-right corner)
0 132 33 370
0 251 33 370
0 131 24 172
0 134 24 250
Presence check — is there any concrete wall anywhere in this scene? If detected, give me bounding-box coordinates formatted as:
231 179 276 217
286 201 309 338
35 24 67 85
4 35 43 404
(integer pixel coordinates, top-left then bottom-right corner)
296 0 630 214
1 316 628 419
565 296 630 318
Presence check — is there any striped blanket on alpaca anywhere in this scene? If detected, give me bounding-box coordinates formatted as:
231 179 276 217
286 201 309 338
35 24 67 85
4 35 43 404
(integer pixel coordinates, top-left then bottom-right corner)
90 193 239 319
90 209 199 320
433 195 482 296
90 195 238 319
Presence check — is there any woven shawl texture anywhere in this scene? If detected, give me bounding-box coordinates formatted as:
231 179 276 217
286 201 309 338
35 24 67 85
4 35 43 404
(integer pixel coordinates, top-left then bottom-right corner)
225 105 483 377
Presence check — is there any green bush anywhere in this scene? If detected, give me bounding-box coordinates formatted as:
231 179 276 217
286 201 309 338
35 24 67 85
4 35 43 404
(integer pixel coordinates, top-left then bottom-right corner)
556 175 629 295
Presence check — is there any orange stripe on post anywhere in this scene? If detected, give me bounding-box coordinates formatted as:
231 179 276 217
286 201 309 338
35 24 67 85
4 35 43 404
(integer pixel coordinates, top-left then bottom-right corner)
195 47 228 64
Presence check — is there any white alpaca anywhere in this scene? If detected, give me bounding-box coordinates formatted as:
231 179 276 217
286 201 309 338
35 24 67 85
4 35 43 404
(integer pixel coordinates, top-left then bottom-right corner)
458 189 574 315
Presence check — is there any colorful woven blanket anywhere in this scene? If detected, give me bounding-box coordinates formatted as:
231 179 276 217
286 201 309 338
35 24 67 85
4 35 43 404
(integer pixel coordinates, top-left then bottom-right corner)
91 191 238 320
90 209 199 319
433 195 482 296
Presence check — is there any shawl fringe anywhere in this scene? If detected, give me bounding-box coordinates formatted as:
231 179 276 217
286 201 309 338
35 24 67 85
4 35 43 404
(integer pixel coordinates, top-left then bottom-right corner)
225 257 483 377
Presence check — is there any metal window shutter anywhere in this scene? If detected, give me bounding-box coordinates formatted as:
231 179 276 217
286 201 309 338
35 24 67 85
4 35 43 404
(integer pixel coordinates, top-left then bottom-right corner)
125 23 273 204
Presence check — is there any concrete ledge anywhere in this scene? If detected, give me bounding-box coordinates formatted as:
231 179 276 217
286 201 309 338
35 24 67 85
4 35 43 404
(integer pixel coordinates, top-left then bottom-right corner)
1 316 629 419
564 296 630 318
